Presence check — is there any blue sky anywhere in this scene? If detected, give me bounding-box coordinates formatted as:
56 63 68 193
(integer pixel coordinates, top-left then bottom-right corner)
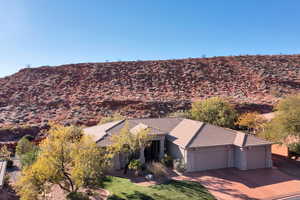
1 0 300 77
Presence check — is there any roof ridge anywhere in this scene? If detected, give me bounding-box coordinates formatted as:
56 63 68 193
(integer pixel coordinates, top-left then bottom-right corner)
186 122 206 148
127 118 183 133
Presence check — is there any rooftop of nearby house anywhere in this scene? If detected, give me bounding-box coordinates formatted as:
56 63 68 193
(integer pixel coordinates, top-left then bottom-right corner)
83 117 272 148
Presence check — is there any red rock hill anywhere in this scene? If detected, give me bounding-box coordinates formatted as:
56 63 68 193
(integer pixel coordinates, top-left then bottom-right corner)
0 54 299 128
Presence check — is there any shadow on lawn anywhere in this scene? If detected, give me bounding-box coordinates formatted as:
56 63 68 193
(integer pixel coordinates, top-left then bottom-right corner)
109 191 155 200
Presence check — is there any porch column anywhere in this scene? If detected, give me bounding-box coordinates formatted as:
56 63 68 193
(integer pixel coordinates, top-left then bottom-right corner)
239 147 247 170
266 145 273 168
227 146 234 167
139 147 145 164
159 137 165 159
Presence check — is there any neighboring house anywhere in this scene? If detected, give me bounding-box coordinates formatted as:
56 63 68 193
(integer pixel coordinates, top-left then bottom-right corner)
0 161 7 189
84 118 273 172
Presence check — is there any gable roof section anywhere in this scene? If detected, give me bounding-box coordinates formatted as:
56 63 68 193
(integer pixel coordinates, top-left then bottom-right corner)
188 124 236 148
168 119 204 148
245 135 273 147
188 123 272 148
233 132 248 147
130 123 148 134
83 120 124 142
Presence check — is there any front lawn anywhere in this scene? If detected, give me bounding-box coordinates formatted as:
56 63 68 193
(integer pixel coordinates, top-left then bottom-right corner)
102 176 215 200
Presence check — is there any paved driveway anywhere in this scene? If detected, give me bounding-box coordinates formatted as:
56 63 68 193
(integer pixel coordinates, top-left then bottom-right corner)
173 168 300 200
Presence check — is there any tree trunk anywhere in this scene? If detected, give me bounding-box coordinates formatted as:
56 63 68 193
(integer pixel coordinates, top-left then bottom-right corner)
123 153 134 174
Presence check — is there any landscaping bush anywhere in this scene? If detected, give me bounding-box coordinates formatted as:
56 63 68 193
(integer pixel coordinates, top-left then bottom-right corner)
174 158 186 172
128 159 142 176
288 143 300 154
146 162 169 177
128 159 142 171
161 154 173 168
66 192 90 200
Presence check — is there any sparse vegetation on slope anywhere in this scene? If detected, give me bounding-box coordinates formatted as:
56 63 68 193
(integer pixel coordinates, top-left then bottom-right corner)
0 54 299 132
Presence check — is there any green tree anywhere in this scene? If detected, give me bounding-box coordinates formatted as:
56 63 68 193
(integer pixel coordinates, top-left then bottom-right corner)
15 124 109 200
20 148 39 168
16 136 40 168
190 97 237 128
16 137 36 157
99 113 125 124
259 94 300 142
108 123 152 174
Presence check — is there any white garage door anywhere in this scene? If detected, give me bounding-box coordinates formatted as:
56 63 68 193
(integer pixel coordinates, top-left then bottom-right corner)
247 146 266 169
188 148 229 172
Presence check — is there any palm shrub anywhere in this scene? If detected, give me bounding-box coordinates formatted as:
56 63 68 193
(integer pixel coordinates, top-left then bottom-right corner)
146 162 169 177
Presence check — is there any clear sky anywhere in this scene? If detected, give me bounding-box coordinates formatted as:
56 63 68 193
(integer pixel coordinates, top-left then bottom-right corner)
1 0 300 77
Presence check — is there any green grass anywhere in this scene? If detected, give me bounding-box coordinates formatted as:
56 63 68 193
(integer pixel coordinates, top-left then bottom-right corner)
102 176 216 200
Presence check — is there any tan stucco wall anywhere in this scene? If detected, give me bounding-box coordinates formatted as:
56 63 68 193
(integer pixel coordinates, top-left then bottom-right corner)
167 140 185 160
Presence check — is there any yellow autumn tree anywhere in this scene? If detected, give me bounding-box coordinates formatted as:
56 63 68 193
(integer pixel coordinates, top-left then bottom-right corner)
15 124 109 200
108 123 152 174
236 112 267 134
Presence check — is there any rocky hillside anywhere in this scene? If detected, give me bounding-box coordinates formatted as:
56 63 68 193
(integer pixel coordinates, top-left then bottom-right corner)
0 54 299 128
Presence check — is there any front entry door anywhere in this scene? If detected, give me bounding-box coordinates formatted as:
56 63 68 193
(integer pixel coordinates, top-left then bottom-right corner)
144 140 160 162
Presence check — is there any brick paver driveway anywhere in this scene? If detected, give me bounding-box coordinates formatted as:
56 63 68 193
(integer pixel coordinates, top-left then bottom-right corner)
173 168 300 200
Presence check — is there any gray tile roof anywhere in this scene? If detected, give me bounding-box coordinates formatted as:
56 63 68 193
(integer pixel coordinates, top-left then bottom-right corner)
84 120 124 142
168 119 204 148
84 117 272 148
188 124 272 148
188 124 237 148
96 118 183 147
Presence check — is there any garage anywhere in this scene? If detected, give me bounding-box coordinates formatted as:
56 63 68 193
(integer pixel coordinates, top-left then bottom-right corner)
187 146 231 172
246 146 267 169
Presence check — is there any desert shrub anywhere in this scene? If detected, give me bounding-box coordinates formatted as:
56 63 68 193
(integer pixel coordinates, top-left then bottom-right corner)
3 174 10 188
174 158 186 172
168 110 191 118
288 143 300 154
146 162 169 177
128 159 142 171
66 192 90 200
99 113 125 124
0 146 13 168
161 154 173 168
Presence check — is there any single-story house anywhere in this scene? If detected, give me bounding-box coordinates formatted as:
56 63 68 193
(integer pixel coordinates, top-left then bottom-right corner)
84 118 273 172
0 160 7 189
